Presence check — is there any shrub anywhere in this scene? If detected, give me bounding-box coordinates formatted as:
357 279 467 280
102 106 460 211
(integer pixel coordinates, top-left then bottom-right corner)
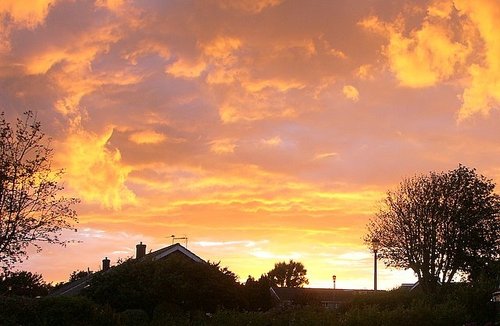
0 295 118 326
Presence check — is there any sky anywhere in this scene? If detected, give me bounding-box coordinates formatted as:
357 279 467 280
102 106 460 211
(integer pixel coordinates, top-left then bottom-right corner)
0 0 499 290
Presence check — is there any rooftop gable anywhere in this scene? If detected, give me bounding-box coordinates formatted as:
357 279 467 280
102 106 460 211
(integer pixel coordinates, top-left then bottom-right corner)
142 243 205 263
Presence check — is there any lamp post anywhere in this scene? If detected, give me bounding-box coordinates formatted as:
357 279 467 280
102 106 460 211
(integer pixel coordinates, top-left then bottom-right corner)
371 237 380 291
332 275 337 289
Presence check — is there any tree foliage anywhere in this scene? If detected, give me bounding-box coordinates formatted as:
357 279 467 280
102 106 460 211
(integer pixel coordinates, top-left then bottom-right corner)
0 270 50 297
243 275 272 311
69 269 93 283
84 256 243 314
366 165 500 292
0 111 78 270
267 260 309 288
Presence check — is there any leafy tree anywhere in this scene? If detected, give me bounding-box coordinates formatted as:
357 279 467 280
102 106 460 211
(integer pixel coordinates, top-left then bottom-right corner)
267 260 309 288
0 270 49 297
84 256 244 314
243 275 272 311
69 269 93 282
0 111 79 270
366 165 500 292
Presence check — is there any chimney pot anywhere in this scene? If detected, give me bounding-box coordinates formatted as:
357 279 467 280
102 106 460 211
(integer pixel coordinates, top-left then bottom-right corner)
102 257 110 271
136 242 146 259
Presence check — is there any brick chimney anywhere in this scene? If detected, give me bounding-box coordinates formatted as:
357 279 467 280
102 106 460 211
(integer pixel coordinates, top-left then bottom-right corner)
136 242 146 259
102 257 110 271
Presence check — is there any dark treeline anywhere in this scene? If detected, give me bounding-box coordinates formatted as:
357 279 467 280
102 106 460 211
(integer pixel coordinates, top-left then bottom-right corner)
1 255 498 325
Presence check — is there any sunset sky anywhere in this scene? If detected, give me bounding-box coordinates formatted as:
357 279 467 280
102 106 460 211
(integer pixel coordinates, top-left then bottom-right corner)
1 0 499 290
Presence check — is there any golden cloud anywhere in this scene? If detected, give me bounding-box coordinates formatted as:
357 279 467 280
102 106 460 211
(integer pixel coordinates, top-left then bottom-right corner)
210 138 237 154
214 0 283 13
356 64 375 80
124 40 171 65
166 58 206 79
386 21 468 87
57 126 136 210
0 0 55 54
261 136 282 147
129 130 167 145
24 23 121 75
455 0 500 120
342 85 360 102
0 0 54 27
242 78 305 93
362 0 500 120
203 36 241 63
95 0 124 12
203 36 242 85
314 152 338 161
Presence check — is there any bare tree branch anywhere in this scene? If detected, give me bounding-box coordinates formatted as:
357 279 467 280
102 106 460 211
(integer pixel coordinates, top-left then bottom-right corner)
0 111 79 271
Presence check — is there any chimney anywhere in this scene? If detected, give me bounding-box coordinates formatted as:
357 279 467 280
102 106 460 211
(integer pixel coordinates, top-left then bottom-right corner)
102 257 110 271
136 242 146 259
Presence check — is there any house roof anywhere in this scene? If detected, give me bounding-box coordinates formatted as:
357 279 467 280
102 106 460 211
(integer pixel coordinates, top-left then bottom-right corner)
49 243 204 296
48 273 94 297
143 243 205 263
270 287 374 303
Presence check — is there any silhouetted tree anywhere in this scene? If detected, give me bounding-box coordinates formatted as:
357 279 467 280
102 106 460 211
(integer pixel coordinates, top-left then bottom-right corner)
243 275 272 310
84 256 243 314
0 270 49 297
267 260 309 288
69 269 93 282
366 165 500 293
0 111 78 270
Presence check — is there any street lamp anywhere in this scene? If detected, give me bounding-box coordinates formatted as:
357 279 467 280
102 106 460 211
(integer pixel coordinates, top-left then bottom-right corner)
371 237 381 291
332 275 337 289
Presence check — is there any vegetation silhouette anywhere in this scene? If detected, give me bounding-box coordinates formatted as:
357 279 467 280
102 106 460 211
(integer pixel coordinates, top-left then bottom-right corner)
267 259 309 288
365 165 500 293
0 270 50 297
83 255 244 315
0 256 498 325
0 111 79 271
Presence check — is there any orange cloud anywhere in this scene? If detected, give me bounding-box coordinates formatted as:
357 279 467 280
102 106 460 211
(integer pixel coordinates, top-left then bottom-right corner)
0 0 54 27
261 136 282 147
124 40 170 65
166 58 206 78
203 36 241 63
129 130 167 145
24 22 121 75
371 18 469 87
362 0 500 119
214 0 283 13
242 78 305 93
342 85 360 102
314 152 338 161
210 138 237 154
57 126 136 210
356 64 375 80
0 0 55 54
455 0 500 120
203 36 242 85
95 0 125 12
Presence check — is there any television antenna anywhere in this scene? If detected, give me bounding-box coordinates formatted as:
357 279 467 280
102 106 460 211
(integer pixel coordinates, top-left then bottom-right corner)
170 235 188 248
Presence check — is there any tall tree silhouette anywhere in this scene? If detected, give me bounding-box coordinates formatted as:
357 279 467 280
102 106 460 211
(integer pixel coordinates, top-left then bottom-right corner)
267 260 309 287
366 165 500 292
0 111 78 270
